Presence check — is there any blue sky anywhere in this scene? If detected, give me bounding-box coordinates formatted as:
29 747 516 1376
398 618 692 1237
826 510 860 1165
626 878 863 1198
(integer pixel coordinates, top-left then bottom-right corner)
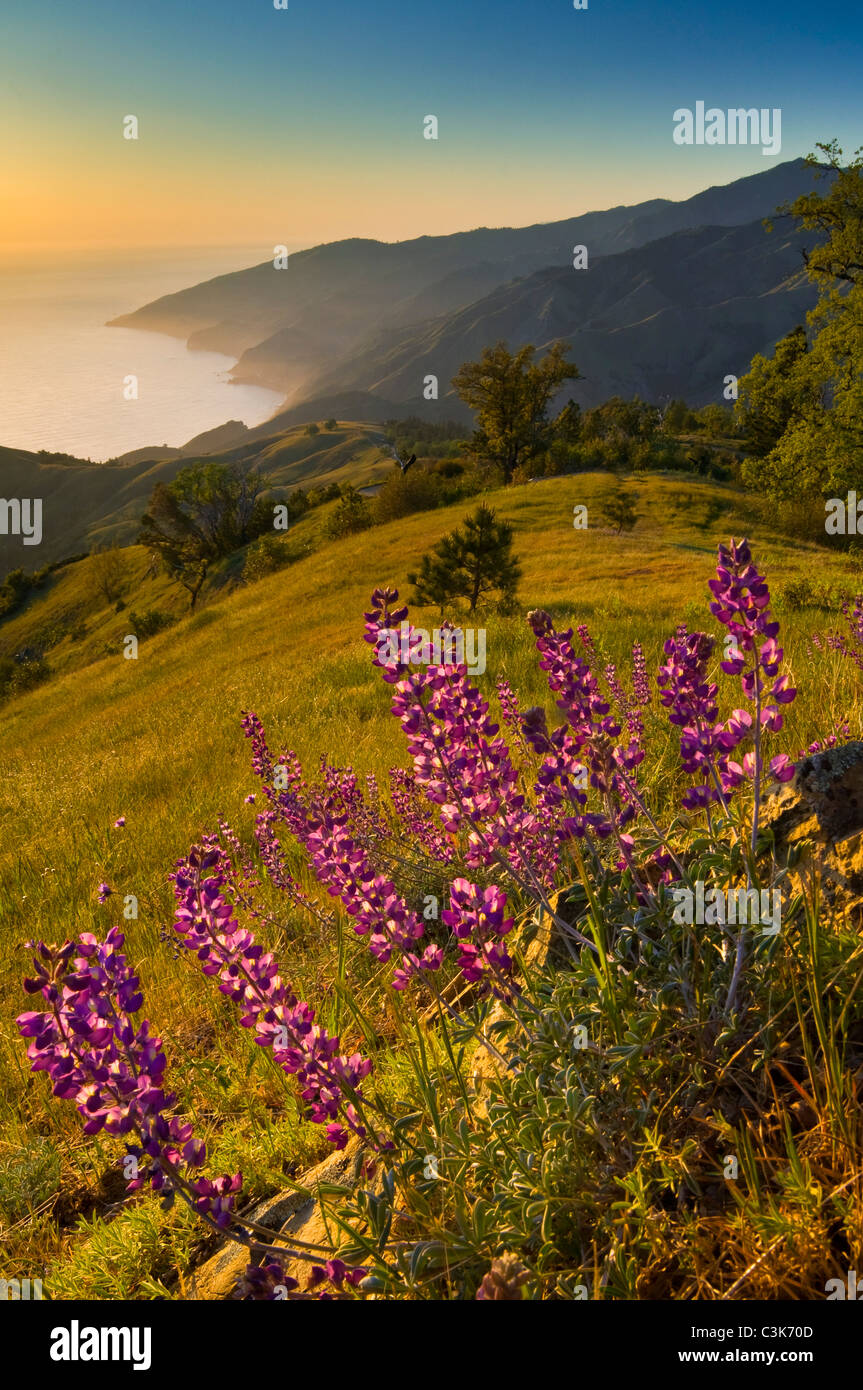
2 0 861 247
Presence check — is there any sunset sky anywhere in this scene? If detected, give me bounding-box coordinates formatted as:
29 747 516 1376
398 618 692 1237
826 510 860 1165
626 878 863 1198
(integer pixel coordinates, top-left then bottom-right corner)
2 0 862 252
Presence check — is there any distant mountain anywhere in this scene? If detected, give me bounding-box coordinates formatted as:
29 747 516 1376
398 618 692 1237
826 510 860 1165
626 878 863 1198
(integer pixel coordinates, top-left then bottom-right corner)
109 159 822 412
304 219 816 413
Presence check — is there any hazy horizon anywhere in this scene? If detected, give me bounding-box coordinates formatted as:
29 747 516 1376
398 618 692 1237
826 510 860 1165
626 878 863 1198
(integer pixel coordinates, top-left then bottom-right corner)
0 152 809 263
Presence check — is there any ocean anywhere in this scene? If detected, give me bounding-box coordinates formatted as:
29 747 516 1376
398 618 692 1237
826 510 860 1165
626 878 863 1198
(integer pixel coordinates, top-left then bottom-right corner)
0 246 287 462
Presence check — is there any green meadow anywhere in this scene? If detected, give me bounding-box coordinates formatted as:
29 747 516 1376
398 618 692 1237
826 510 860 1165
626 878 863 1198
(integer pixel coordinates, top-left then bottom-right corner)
1 471 860 1296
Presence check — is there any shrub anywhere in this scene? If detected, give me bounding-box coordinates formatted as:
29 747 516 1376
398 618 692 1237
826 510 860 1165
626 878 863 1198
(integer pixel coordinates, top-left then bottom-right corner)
599 482 640 532
243 533 312 583
0 1138 60 1224
324 486 374 539
778 576 835 611
139 463 274 609
374 467 446 523
308 481 344 508
762 495 839 547
0 565 51 621
288 487 310 518
88 546 128 605
0 653 50 701
384 417 470 463
128 608 173 639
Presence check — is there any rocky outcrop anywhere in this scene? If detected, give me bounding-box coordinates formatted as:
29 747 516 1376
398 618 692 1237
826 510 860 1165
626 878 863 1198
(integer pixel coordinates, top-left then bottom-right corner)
761 742 863 920
188 1141 364 1300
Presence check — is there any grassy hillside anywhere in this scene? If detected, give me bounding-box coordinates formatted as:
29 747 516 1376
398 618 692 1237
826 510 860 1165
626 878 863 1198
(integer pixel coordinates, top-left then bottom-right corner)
0 423 394 577
1 472 860 1297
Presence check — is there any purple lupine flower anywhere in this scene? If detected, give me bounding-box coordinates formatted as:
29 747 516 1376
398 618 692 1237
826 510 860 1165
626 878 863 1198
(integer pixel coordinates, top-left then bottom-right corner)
303 814 426 962
252 809 325 922
659 543 797 815
239 1256 366 1300
391 944 444 992
496 676 534 757
603 657 646 746
521 703 609 848
496 678 522 735
389 768 454 865
442 878 515 994
527 609 643 845
318 758 389 844
708 539 797 790
238 1261 299 1300
171 849 373 1147
626 706 644 744
824 598 863 673
604 662 629 712
216 818 262 900
657 629 726 810
241 712 308 798
242 711 434 987
576 624 597 664
631 642 651 708
16 929 242 1226
364 588 550 885
308 1259 367 1290
797 723 850 758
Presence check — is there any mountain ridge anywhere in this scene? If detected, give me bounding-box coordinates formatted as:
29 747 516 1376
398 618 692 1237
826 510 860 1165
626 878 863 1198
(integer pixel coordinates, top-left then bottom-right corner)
108 159 820 413
295 218 816 413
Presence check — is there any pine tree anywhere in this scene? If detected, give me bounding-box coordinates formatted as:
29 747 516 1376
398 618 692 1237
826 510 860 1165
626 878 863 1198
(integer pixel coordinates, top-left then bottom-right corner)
600 483 640 534
408 505 521 613
324 484 373 538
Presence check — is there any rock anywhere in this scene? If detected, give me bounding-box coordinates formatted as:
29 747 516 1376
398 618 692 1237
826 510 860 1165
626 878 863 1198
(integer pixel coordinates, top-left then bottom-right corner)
187 1140 364 1300
469 895 561 1095
761 742 863 920
469 997 512 1094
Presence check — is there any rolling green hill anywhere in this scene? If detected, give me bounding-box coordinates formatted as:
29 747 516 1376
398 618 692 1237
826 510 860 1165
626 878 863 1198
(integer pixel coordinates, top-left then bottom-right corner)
0 422 395 578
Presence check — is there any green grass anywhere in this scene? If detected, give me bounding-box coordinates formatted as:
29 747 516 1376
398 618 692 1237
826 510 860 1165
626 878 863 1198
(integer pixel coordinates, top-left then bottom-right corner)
1 470 861 1294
